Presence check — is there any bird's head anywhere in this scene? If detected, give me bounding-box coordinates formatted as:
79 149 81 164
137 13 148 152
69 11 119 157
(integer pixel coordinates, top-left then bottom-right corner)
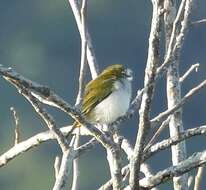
100 64 133 81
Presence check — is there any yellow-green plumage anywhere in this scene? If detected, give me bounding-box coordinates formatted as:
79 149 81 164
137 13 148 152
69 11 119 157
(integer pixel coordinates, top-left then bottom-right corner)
81 64 132 124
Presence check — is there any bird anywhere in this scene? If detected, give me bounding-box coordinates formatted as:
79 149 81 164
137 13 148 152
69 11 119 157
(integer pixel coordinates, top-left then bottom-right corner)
72 64 133 132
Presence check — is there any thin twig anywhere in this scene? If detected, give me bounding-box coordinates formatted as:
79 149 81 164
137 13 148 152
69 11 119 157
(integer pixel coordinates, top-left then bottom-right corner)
191 18 206 26
14 85 69 152
179 63 200 83
151 80 206 127
156 0 187 76
144 116 171 151
54 156 60 179
10 107 20 145
76 0 88 105
67 0 99 78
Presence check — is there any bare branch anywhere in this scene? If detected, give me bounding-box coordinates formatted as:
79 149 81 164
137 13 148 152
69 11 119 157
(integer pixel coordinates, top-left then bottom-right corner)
179 63 200 83
191 18 206 26
129 1 162 189
141 164 159 190
124 151 206 189
106 147 123 190
143 125 206 161
151 80 206 127
2 70 79 190
53 136 76 190
71 129 80 190
13 85 69 151
188 175 194 188
76 0 88 106
71 1 89 189
0 65 116 150
156 0 186 76
144 116 171 151
10 107 20 145
164 0 190 187
194 166 205 190
54 156 60 179
121 137 134 161
0 125 97 168
67 0 99 78
97 164 155 190
75 137 97 156
140 151 206 189
99 124 206 190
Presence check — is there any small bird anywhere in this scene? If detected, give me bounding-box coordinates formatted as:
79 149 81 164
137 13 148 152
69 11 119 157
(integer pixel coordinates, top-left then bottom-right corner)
73 64 133 131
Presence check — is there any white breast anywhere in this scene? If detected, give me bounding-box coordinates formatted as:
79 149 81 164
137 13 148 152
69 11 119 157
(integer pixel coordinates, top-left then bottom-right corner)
92 79 131 124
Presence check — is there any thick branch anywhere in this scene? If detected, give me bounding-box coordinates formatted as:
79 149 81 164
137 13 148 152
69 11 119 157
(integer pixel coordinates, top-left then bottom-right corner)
129 1 162 189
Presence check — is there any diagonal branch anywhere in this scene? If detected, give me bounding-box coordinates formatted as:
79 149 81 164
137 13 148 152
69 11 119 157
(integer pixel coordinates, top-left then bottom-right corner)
6 80 69 152
191 18 206 26
151 80 206 128
140 151 206 189
179 63 200 83
0 65 116 150
143 125 206 161
67 0 99 78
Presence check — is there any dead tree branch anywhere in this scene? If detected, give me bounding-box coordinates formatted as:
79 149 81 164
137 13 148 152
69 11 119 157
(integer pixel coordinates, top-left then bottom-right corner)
10 107 20 145
129 1 162 189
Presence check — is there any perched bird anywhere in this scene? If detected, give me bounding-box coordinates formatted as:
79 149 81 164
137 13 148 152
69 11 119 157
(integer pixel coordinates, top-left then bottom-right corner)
73 64 133 131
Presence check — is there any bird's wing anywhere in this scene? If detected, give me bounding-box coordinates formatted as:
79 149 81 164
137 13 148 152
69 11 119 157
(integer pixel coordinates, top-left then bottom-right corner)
81 76 115 115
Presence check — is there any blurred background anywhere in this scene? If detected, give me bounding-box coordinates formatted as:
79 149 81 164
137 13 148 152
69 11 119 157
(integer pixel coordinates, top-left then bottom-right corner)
0 0 206 189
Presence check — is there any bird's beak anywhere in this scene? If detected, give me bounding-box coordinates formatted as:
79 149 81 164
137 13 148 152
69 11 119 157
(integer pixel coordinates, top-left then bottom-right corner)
126 68 133 81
